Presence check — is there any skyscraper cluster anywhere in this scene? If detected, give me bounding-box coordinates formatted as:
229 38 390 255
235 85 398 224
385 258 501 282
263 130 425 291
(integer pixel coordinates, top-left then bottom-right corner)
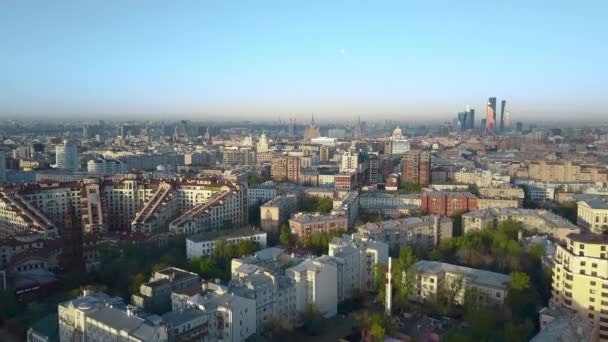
457 106 475 131
485 97 511 134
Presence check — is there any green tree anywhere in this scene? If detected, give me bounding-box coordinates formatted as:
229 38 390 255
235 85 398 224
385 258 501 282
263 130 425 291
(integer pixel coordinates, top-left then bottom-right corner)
317 197 334 214
398 182 422 194
370 322 386 342
247 174 262 185
503 319 534 342
510 272 531 291
130 273 147 294
469 308 497 341
279 224 293 246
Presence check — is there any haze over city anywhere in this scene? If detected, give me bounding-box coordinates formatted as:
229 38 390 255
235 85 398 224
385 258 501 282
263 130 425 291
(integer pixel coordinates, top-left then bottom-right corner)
3 2 608 342
1 0 607 121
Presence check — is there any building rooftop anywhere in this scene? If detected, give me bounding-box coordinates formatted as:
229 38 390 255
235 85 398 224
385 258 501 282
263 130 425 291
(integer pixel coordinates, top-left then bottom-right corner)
187 228 265 243
161 307 206 326
410 260 510 290
567 233 608 244
290 213 346 224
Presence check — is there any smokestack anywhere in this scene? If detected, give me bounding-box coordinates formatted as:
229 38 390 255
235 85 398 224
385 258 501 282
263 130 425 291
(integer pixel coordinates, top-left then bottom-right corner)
385 257 392 316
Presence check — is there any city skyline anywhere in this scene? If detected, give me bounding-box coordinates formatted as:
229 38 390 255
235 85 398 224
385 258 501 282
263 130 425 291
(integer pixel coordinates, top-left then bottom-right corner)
1 1 607 120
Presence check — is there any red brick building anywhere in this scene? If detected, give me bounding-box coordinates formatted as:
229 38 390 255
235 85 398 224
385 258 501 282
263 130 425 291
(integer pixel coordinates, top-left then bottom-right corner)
421 191 478 216
335 172 357 192
402 150 431 186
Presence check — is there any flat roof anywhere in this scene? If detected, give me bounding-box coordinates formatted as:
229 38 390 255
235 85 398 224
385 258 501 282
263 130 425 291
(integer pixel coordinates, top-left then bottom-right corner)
187 228 266 243
567 233 608 244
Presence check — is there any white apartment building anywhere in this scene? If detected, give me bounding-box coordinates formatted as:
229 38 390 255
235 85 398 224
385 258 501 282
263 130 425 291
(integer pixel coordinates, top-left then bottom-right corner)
58 291 168 342
87 158 128 176
55 140 79 171
410 260 510 307
247 182 278 208
186 228 267 259
327 234 389 298
229 272 297 333
357 216 452 252
286 258 338 319
173 284 257 342
340 150 359 173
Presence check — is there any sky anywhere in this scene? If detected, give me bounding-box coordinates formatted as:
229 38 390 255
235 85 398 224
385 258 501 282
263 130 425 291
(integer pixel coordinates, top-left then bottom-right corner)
0 0 607 122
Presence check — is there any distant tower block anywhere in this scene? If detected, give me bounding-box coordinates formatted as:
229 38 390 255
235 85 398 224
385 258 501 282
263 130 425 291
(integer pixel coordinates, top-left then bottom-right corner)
386 257 392 316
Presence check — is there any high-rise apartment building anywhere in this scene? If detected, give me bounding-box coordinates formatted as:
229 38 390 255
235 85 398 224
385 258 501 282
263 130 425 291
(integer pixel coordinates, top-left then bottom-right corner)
551 233 608 341
55 140 79 171
270 155 301 183
402 150 431 186
485 97 497 134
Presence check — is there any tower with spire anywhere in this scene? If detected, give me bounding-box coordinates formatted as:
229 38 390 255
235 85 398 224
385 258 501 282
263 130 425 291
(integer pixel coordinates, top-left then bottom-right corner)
303 114 320 142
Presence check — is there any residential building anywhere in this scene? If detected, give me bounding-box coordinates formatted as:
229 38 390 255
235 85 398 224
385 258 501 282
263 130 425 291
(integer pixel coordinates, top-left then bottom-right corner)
58 291 168 342
510 160 608 183
410 260 510 307
421 191 478 216
331 191 359 229
530 307 593 342
551 233 608 341
402 150 431 186
270 155 301 183
334 172 357 192
286 258 338 318
577 198 608 234
259 195 298 232
131 267 200 314
87 158 127 176
359 192 421 218
288 213 347 239
186 228 267 259
328 234 389 297
462 208 580 242
357 215 452 252
229 272 297 333
55 140 79 171
172 283 257 342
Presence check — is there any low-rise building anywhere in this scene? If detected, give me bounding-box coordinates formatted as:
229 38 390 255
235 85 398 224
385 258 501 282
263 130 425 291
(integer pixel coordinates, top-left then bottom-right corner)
186 228 267 259
131 267 200 314
359 192 421 218
462 208 580 241
577 198 608 234
288 213 348 239
357 215 452 253
409 260 510 307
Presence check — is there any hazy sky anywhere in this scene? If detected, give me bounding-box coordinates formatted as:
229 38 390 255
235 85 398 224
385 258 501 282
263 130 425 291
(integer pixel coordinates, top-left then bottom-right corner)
1 0 607 121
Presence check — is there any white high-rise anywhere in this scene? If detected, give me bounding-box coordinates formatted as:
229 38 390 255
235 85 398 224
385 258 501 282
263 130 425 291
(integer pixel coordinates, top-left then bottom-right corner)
55 140 79 171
